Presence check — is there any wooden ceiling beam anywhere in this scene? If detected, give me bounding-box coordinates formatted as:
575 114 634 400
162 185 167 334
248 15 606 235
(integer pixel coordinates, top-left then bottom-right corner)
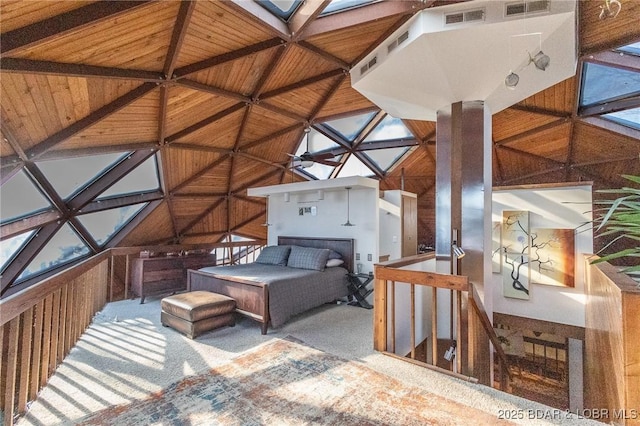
309 73 347 122
493 118 571 146
26 83 157 160
173 38 285 79
175 79 250 103
499 166 567 185
290 0 333 42
581 34 640 57
177 198 226 237
297 41 350 70
77 191 164 215
509 104 572 119
0 1 153 55
300 1 423 40
164 103 246 143
583 50 640 73
257 101 308 122
166 143 231 154
1 210 61 240
579 95 640 117
235 152 288 171
163 0 196 79
226 0 291 41
158 86 170 145
231 210 265 233
32 142 159 161
0 58 163 82
577 116 640 140
496 145 566 167
356 138 421 151
67 217 100 253
171 193 227 199
240 123 302 151
260 69 346 100
251 44 289 100
105 200 163 248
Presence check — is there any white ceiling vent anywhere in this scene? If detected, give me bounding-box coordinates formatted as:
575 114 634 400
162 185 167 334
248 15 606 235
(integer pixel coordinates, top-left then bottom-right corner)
445 8 485 25
387 31 409 53
359 56 378 76
505 0 550 17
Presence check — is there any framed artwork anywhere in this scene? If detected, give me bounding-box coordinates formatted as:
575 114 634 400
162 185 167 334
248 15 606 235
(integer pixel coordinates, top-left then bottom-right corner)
503 252 530 299
502 210 530 299
530 228 575 287
492 221 502 273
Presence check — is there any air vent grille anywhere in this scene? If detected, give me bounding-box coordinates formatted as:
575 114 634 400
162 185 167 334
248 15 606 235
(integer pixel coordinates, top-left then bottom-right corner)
505 0 549 16
387 31 409 53
360 56 378 75
445 8 485 25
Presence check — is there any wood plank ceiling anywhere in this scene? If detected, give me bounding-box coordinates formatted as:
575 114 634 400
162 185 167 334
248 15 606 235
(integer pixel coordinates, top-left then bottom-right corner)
1 0 640 294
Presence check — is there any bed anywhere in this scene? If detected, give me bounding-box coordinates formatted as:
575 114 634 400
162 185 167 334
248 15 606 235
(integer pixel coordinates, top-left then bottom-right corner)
186 236 354 334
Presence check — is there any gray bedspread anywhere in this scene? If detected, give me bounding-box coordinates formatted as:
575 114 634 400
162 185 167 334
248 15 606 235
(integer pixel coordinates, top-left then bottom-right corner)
197 263 349 328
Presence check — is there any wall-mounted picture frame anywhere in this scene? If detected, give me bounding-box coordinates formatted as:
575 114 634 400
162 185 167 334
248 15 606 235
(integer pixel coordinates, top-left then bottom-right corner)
530 228 575 287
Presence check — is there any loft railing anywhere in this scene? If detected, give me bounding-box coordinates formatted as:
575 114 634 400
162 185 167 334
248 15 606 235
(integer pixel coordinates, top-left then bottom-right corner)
373 254 512 388
0 240 265 425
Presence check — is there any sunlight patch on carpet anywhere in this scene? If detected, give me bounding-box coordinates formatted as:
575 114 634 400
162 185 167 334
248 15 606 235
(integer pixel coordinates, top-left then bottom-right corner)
78 337 514 425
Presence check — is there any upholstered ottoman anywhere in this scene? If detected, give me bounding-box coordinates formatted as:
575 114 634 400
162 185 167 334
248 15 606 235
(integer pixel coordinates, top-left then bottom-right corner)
161 291 236 339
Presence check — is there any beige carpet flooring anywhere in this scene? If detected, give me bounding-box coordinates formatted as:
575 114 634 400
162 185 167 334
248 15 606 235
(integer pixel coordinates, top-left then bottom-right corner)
13 297 601 425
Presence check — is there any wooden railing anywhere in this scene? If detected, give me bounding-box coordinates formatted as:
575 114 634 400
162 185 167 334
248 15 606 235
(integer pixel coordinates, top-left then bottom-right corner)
0 240 265 425
373 254 511 388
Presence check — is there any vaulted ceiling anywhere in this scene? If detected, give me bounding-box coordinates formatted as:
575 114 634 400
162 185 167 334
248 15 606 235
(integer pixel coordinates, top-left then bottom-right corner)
1 0 639 295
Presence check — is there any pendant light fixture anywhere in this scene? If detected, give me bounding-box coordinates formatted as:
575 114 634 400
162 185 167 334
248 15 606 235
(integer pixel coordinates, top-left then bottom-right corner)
342 187 355 227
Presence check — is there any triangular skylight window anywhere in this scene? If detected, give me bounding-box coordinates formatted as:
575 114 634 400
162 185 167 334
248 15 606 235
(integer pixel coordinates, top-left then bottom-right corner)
320 0 376 16
36 152 127 199
337 154 374 178
16 223 90 282
298 161 336 180
580 62 640 107
603 107 640 131
1 230 35 272
324 112 376 141
364 147 410 171
616 41 640 57
255 0 302 21
297 129 340 155
98 155 160 200
363 115 413 142
1 169 52 224
76 203 147 246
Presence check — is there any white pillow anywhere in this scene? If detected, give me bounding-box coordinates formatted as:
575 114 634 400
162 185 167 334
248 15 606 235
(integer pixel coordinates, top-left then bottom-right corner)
326 258 344 267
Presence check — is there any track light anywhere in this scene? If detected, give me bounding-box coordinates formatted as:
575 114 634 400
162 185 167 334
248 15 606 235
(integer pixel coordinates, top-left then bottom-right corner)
530 51 550 71
505 72 519 89
452 241 465 259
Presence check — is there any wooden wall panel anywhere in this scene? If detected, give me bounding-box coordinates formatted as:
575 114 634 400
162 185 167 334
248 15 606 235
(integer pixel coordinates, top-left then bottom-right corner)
261 45 337 93
315 78 376 119
305 15 402 63
165 86 239 137
0 1 92 33
585 259 640 425
177 1 275 68
192 49 278 96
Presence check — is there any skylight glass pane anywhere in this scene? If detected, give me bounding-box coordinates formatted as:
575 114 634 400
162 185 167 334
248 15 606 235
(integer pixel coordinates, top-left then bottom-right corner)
255 0 302 20
321 0 375 16
98 155 160 199
1 230 35 271
302 161 336 180
364 116 413 142
1 170 51 224
36 152 126 199
364 147 410 171
337 154 374 178
297 130 340 155
603 107 640 130
324 112 376 141
617 42 640 57
17 223 90 282
580 62 640 107
76 203 146 246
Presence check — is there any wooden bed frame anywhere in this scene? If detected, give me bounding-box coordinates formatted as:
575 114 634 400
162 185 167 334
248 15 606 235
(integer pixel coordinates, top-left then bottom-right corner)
186 236 354 334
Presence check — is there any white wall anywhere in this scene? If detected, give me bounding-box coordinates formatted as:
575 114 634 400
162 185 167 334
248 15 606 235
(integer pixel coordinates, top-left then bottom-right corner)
254 178 380 274
379 190 416 261
492 184 593 327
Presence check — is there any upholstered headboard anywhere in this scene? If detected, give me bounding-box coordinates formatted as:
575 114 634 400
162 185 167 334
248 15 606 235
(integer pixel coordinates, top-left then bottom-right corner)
277 236 355 273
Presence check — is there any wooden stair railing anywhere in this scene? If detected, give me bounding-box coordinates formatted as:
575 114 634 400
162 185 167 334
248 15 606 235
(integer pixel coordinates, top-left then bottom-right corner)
468 283 513 390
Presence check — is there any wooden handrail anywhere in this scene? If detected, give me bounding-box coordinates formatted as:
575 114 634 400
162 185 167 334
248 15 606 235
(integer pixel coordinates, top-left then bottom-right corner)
468 283 513 380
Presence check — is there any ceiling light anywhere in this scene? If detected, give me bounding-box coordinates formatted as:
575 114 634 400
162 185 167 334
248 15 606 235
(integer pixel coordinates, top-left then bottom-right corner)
505 72 519 89
530 51 550 71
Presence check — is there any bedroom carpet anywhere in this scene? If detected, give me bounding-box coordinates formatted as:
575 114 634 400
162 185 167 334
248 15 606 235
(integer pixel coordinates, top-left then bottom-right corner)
12 297 600 426
76 337 513 426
